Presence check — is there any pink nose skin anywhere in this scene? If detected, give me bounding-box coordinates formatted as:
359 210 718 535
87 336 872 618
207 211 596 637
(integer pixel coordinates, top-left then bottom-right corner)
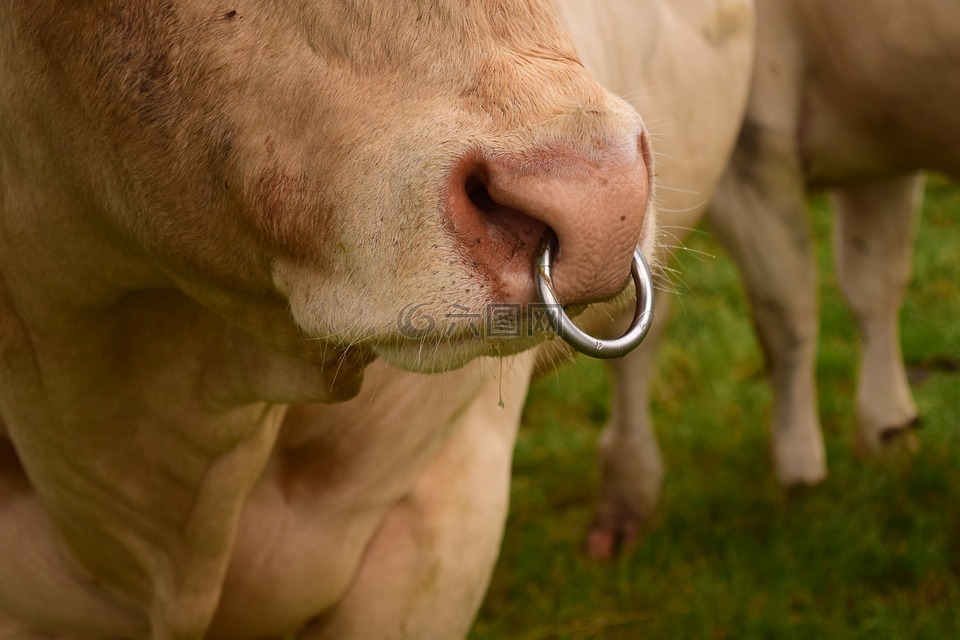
445 134 652 307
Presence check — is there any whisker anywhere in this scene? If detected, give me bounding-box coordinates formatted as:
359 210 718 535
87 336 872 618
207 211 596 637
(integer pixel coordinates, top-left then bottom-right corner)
656 224 709 235
658 244 716 261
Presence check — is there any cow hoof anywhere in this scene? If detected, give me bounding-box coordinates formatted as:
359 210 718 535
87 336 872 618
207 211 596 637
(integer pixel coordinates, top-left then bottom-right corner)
585 520 641 560
857 416 922 454
773 451 827 488
772 426 827 488
780 469 827 495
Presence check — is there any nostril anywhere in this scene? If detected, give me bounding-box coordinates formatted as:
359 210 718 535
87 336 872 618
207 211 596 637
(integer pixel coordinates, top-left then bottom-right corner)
465 174 498 216
446 160 549 304
446 139 650 308
458 168 546 243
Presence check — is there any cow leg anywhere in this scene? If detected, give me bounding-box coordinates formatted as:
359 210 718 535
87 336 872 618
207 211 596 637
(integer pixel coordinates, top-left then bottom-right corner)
586 292 671 559
708 131 825 485
830 174 924 452
299 368 528 640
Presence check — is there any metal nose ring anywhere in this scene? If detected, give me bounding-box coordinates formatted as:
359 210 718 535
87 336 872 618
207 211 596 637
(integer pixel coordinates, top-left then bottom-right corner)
534 230 655 359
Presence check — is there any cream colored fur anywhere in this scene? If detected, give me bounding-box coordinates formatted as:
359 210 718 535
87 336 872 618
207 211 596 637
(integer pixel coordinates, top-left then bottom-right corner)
0 2 651 637
0 0 752 636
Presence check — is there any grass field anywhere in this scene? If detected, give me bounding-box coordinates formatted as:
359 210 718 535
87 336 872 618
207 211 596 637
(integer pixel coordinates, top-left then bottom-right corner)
470 175 960 639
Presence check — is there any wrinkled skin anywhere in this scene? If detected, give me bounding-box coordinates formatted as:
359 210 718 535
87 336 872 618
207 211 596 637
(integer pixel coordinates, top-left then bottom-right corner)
593 0 960 557
0 1 662 638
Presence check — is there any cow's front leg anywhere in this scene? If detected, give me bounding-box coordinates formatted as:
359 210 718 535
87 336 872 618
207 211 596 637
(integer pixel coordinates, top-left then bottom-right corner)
708 128 824 486
299 372 525 640
585 293 671 559
831 174 924 452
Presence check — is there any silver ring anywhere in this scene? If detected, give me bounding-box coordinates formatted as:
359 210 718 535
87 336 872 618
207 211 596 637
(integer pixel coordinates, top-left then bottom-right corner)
535 230 654 359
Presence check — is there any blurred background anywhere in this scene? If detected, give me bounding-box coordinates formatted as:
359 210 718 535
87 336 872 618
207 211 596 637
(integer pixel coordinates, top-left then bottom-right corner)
472 175 960 640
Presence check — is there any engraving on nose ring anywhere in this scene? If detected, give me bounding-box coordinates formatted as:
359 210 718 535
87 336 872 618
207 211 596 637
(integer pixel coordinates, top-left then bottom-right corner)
534 230 654 359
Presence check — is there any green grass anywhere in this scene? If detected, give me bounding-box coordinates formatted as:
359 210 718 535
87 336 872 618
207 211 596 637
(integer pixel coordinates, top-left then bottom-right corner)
471 175 960 640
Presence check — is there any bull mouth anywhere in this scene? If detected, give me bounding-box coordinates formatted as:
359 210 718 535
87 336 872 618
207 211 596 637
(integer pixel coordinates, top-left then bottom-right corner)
373 327 548 373
372 229 653 373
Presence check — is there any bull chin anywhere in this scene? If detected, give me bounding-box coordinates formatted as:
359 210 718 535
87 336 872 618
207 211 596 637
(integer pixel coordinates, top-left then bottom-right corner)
372 332 548 374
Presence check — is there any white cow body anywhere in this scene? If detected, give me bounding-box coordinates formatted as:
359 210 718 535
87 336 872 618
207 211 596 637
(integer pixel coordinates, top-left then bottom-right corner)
1 1 651 637
714 0 960 479
593 0 960 554
0 0 755 637
0 356 533 640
